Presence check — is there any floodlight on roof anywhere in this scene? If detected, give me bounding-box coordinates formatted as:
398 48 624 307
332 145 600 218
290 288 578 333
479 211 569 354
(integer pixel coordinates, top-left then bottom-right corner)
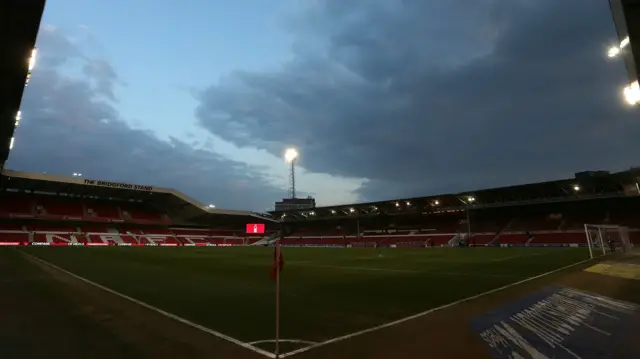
623 81 640 106
28 48 37 71
620 36 630 48
608 37 630 58
620 36 629 49
608 46 620 58
573 185 580 192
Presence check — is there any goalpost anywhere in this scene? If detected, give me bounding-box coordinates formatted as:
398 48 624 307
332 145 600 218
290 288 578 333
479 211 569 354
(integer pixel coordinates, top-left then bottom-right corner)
583 224 633 259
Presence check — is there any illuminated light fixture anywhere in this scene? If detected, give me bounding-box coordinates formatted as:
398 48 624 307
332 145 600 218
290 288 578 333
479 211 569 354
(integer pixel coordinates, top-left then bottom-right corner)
72 172 82 177
406 201 411 205
620 36 630 49
349 208 355 213
608 46 621 58
608 37 630 58
284 148 298 199
9 137 15 150
623 81 640 106
28 48 37 71
395 202 400 207
573 185 580 192
330 209 336 214
467 196 475 202
284 148 298 163
208 204 216 208
309 211 315 215
15 111 21 126
433 200 440 205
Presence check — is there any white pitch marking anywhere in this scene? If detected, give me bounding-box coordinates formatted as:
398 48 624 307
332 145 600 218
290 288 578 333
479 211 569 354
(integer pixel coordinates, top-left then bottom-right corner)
19 251 276 359
248 339 318 345
278 257 595 358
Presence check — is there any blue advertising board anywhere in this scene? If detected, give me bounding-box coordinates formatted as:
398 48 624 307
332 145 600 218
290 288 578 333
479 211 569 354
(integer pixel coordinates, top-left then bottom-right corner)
470 285 640 359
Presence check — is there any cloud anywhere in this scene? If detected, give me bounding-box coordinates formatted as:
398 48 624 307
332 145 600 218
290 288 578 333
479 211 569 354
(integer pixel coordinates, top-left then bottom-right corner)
8 26 283 211
195 0 640 202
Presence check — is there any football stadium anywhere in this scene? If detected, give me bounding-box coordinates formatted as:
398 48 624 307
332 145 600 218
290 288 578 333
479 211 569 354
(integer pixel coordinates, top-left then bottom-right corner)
2 1 640 359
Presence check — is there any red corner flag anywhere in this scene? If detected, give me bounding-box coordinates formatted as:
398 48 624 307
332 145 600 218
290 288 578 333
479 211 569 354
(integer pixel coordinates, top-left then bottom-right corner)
271 240 284 280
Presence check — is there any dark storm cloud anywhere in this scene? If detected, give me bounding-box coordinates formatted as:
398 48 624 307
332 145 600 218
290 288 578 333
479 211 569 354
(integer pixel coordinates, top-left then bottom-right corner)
7 27 282 211
195 0 640 202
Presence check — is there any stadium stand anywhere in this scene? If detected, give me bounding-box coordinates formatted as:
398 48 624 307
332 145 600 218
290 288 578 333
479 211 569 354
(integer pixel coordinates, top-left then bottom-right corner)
274 169 640 248
0 170 277 246
1 168 640 249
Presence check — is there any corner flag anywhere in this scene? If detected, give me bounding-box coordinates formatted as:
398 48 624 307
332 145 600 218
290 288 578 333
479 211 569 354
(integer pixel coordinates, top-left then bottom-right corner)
270 240 284 280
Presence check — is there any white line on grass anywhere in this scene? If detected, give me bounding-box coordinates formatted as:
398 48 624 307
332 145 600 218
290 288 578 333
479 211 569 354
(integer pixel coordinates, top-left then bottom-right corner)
19 251 277 359
248 339 318 345
278 257 594 358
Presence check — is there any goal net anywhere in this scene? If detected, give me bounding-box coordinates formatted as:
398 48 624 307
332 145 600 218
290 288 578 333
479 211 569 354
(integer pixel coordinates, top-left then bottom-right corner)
583 224 633 258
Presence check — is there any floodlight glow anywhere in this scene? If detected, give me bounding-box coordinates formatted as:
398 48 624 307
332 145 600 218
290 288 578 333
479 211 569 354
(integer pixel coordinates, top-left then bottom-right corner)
330 209 336 214
395 202 400 207
72 172 82 177
349 208 355 213
623 81 640 105
9 137 15 150
15 111 21 126
208 204 216 208
620 36 629 48
433 200 439 205
468 196 475 202
573 185 580 191
608 46 620 58
310 211 315 215
284 148 298 163
406 201 411 205
28 48 37 71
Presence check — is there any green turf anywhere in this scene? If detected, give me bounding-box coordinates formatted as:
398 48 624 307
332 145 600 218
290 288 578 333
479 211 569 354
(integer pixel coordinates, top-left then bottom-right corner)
18 246 589 344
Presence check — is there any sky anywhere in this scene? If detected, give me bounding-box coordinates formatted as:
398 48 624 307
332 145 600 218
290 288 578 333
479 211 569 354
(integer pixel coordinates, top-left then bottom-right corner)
6 0 639 211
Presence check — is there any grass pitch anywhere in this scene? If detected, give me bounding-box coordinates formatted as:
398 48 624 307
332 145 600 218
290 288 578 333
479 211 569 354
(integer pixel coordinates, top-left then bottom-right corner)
20 246 588 350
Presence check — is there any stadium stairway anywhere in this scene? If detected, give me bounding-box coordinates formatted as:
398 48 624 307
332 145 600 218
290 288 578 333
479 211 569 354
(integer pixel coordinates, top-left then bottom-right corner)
250 231 280 246
487 219 515 246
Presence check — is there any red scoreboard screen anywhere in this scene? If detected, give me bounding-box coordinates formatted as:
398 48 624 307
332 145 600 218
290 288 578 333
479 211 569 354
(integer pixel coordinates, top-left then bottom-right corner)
246 223 265 234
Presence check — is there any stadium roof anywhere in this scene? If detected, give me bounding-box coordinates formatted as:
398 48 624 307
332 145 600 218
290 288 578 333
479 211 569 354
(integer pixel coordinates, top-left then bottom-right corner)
0 0 46 167
609 0 640 105
272 169 640 221
0 169 277 225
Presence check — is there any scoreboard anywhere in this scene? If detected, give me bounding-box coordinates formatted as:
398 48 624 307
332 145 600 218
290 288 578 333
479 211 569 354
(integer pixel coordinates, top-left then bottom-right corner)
246 223 265 234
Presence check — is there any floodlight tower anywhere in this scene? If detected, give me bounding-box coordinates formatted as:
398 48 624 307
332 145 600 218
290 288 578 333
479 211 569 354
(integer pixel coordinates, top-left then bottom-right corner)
284 148 298 199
